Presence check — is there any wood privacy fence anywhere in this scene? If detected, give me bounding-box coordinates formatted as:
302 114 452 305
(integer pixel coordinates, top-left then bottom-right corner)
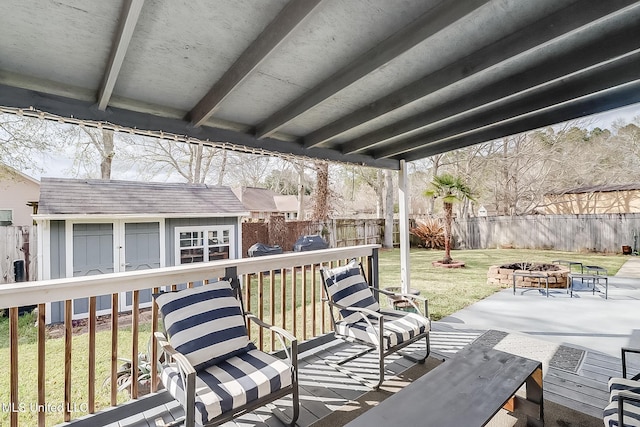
5 214 636 284
0 225 36 284
452 213 640 253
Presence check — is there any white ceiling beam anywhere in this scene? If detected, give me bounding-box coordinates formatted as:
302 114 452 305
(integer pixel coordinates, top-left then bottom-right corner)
189 0 324 127
97 0 145 111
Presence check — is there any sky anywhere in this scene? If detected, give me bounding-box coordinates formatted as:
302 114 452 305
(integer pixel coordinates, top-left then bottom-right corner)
27 102 640 181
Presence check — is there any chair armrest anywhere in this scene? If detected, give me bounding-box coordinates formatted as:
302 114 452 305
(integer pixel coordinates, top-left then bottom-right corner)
324 299 382 319
369 287 429 318
622 347 640 379
154 332 196 376
154 331 197 426
372 286 426 302
246 312 296 342
245 313 298 367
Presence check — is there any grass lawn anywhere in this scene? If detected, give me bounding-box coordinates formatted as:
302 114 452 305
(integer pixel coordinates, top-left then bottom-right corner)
379 248 627 320
0 248 628 425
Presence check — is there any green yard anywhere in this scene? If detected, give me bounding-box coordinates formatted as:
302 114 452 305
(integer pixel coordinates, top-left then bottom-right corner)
0 248 627 425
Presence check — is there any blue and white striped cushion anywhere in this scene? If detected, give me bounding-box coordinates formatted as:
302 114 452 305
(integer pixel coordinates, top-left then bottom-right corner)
335 308 429 350
323 260 379 322
161 349 293 425
154 281 255 371
604 378 640 426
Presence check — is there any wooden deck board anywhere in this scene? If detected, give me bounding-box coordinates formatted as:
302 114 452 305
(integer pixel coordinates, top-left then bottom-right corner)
57 328 617 427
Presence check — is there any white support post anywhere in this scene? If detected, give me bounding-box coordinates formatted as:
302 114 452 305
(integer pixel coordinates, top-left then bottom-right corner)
398 160 411 294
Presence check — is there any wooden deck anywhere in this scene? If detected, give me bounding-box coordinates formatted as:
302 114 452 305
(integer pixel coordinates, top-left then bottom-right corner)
58 323 620 427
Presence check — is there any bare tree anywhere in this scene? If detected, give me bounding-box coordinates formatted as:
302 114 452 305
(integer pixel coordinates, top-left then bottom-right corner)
312 161 329 221
0 113 64 174
117 137 233 184
64 126 117 179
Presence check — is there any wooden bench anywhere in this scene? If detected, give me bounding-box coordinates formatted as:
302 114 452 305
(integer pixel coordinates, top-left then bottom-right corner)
345 344 544 427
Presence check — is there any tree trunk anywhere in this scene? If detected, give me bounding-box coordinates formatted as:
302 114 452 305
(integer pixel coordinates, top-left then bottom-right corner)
217 150 227 186
100 129 114 179
376 169 383 218
193 143 203 183
443 201 453 263
296 161 305 220
312 161 329 221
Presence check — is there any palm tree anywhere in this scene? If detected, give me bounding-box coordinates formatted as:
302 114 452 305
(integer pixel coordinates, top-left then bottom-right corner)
424 173 474 264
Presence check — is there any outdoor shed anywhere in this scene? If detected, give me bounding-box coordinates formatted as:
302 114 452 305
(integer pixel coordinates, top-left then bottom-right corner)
34 178 248 324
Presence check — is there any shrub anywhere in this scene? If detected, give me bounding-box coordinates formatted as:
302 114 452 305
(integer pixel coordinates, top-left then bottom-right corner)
410 218 445 249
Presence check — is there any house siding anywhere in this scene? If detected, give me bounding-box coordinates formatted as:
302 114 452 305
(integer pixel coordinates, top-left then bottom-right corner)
49 220 66 323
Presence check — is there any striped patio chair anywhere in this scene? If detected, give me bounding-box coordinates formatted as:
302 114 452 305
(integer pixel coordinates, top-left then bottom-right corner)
153 280 298 427
604 347 640 427
320 259 430 389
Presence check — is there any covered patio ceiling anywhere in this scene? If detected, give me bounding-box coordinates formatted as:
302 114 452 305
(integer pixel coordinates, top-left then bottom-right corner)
1 0 640 170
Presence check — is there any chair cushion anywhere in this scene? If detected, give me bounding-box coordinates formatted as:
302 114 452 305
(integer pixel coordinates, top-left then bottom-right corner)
162 349 293 425
322 260 379 322
335 308 430 350
154 281 255 371
603 378 640 426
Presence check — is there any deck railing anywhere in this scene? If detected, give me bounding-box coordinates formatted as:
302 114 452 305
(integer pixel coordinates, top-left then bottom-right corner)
0 245 380 427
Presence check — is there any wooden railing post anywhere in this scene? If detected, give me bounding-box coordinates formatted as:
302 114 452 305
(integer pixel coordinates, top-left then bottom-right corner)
9 307 18 427
37 303 46 427
64 300 72 422
258 272 264 350
131 290 139 399
110 293 119 406
151 287 160 392
88 296 96 412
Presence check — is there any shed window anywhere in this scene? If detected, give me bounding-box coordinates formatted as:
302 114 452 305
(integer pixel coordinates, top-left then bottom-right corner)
0 209 12 226
176 226 233 265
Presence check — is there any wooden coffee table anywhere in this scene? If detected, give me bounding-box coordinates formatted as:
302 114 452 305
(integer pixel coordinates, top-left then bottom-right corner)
345 344 543 427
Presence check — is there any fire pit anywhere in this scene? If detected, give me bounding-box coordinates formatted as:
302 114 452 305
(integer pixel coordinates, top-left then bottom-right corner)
487 262 570 289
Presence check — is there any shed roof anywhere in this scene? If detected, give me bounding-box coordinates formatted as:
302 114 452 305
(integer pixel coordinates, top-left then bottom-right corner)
2 1 639 169
37 178 247 217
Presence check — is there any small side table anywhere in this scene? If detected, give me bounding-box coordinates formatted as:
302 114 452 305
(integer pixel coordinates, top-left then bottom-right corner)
513 271 550 297
569 273 609 299
583 265 608 276
552 259 584 274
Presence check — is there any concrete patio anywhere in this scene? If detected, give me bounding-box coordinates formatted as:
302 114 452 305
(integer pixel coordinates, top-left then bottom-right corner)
439 257 640 357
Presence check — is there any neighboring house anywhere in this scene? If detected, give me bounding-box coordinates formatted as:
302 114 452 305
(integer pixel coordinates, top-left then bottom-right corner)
0 163 39 226
35 178 248 324
544 184 640 214
232 187 305 220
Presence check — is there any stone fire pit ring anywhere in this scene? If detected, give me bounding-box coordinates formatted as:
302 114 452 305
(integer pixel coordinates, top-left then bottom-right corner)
487 263 570 289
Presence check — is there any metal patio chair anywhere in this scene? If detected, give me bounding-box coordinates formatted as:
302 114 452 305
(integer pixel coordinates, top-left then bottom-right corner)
604 347 640 427
153 280 298 427
320 259 430 389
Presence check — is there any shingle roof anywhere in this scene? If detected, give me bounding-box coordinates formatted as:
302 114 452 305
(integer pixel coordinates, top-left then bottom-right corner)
232 187 279 212
547 183 640 195
38 178 246 216
273 195 299 212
